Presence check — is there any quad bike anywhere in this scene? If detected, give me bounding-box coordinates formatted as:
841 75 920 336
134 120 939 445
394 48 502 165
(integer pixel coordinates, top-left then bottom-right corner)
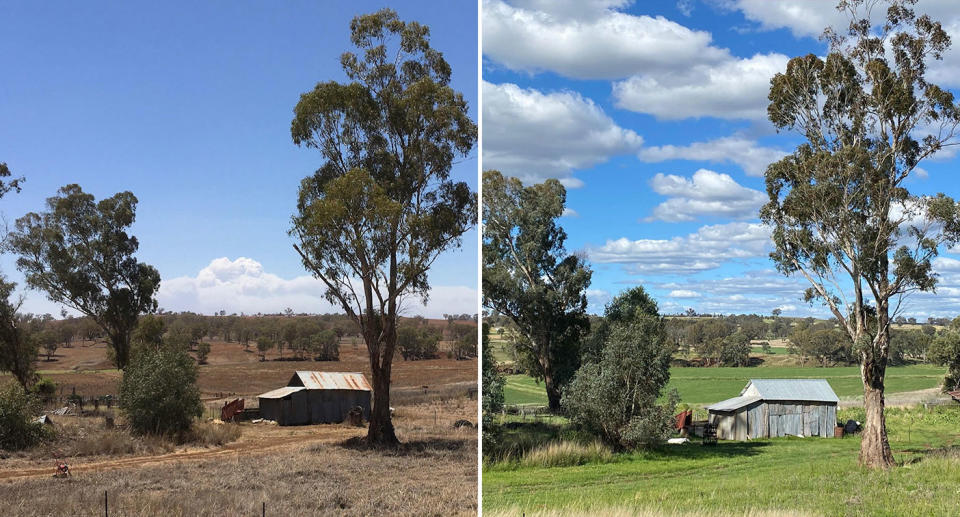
53 461 71 478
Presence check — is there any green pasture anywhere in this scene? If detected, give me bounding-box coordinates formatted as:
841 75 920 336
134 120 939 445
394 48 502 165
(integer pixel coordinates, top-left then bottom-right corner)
483 406 960 516
503 364 945 407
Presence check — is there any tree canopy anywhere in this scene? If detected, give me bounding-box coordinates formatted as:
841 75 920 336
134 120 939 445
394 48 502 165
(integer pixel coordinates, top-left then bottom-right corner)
7 185 160 370
289 9 476 445
482 170 591 411
760 0 960 468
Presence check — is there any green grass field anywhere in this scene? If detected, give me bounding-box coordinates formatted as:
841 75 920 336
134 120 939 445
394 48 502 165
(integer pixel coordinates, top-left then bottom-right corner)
484 407 960 516
503 364 946 407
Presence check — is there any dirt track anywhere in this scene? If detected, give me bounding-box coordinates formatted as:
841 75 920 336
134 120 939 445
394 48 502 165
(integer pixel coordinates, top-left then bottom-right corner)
0 424 363 482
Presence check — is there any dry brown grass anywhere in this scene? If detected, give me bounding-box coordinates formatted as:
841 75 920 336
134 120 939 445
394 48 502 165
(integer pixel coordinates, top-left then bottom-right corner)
11 339 477 403
0 397 477 516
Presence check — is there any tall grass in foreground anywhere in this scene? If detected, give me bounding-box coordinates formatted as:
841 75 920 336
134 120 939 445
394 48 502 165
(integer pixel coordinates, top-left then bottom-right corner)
519 440 613 468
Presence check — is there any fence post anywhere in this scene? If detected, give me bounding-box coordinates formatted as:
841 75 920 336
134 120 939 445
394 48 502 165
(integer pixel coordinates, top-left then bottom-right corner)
262 501 266 517
104 490 108 517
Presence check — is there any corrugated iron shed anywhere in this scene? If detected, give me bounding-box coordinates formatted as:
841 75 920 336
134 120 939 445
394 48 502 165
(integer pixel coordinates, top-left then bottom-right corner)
705 395 762 412
288 371 372 391
742 379 839 403
258 386 306 399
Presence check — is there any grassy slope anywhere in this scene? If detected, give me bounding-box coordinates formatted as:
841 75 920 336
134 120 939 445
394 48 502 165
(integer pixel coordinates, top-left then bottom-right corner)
504 364 945 406
484 408 960 516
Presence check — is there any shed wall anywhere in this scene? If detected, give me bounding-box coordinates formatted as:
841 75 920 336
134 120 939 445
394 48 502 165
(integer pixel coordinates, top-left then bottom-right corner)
709 400 837 439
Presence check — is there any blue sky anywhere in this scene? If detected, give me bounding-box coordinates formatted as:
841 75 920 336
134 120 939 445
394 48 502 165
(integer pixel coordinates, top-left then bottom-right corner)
482 0 960 319
0 1 478 318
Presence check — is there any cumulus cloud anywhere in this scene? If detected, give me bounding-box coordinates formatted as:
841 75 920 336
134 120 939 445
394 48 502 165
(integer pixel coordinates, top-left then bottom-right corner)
587 221 772 273
639 135 788 176
561 207 579 217
668 289 701 298
586 288 612 313
613 52 790 120
158 257 477 318
644 169 767 222
482 81 644 187
483 0 727 79
727 0 960 85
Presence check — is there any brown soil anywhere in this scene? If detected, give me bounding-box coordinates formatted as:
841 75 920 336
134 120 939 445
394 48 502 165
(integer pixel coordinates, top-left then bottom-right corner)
23 337 476 401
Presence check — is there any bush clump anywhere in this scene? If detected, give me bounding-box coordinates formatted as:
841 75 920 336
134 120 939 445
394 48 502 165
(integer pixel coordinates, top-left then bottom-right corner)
0 384 51 450
120 347 203 435
562 287 677 450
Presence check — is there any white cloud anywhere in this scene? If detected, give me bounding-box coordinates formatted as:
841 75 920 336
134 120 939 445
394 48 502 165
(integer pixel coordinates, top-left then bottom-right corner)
586 288 612 313
482 0 727 79
482 81 644 187
727 0 960 85
561 207 579 217
588 221 772 273
639 135 788 176
158 257 476 318
613 52 790 120
677 0 694 17
668 289 701 298
644 169 767 222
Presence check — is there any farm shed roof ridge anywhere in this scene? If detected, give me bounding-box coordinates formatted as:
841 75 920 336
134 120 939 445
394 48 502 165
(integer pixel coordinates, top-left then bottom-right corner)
290 371 372 391
258 386 307 399
705 395 762 412
743 378 839 403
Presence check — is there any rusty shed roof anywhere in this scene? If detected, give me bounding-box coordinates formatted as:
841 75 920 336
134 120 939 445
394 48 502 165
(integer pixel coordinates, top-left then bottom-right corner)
258 386 306 399
288 371 372 391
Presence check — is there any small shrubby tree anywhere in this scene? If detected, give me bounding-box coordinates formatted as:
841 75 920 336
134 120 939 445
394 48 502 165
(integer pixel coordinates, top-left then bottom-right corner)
928 331 960 391
481 322 505 454
397 325 441 360
0 384 51 450
0 278 39 389
120 347 203 435
562 287 677 450
312 329 340 361
256 336 274 361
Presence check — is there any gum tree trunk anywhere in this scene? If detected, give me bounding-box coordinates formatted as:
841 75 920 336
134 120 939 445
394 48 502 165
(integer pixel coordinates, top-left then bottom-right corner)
367 358 398 445
859 300 895 469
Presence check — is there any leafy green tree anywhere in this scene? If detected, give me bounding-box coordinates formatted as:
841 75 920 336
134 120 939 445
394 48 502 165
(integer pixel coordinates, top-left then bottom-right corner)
720 331 751 367
397 325 440 360
8 185 160 370
481 322 505 454
313 329 340 361
195 341 211 365
289 10 475 445
0 279 38 389
760 0 960 469
562 287 676 449
120 347 202 435
0 384 51 450
454 329 477 360
132 314 166 355
928 331 960 391
483 171 591 412
38 328 57 361
256 336 274 362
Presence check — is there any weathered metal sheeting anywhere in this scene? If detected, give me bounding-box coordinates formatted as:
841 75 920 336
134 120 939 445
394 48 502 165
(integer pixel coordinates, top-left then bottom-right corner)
741 379 839 403
258 386 307 399
705 395 762 412
288 371 372 391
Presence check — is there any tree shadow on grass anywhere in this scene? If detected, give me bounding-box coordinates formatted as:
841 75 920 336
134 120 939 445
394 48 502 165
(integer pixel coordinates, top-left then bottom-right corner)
650 440 770 460
338 436 470 457
898 444 960 465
